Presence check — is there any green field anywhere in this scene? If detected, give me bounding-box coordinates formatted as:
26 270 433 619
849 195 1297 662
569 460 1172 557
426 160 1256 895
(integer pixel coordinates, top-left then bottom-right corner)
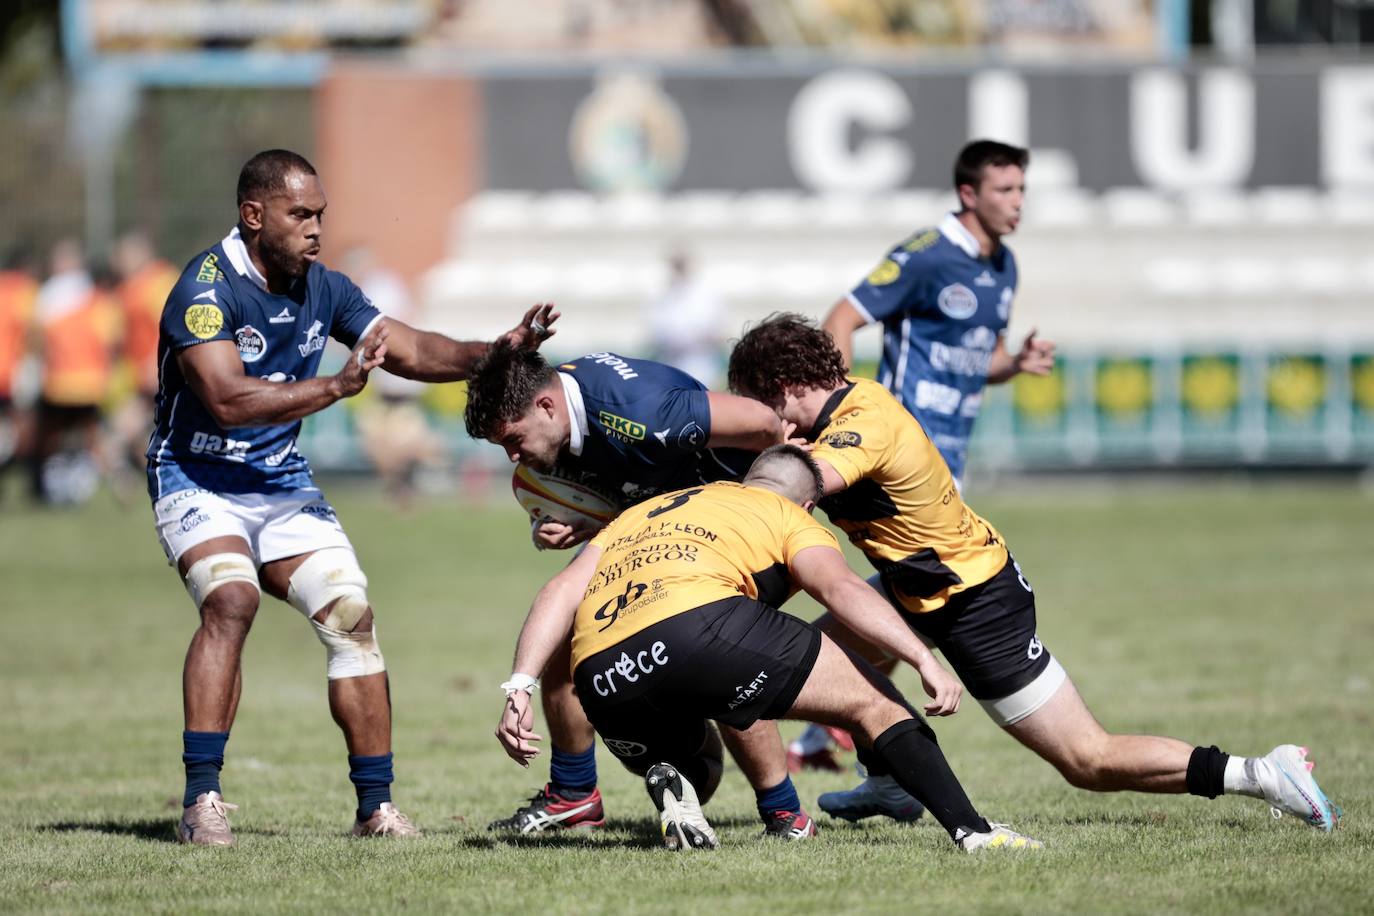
2 478 1371 914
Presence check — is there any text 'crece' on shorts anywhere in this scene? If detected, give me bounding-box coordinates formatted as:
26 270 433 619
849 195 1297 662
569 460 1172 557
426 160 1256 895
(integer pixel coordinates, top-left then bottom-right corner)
151 485 353 565
573 596 821 765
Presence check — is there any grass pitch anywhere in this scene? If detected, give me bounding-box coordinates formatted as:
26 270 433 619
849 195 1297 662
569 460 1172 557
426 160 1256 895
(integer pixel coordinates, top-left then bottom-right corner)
2 477 1371 914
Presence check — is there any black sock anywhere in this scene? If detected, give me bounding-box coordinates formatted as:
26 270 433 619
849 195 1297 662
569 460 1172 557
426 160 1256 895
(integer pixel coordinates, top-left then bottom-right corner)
873 718 990 840
1186 745 1229 799
856 744 890 777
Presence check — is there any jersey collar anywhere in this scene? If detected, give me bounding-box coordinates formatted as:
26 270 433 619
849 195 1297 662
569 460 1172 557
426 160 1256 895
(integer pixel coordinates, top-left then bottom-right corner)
939 212 983 260
221 226 269 291
808 382 856 441
558 371 588 457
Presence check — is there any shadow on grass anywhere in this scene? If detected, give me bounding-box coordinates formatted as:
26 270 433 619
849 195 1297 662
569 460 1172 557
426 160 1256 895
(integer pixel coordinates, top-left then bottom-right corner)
454 814 769 850
43 819 287 843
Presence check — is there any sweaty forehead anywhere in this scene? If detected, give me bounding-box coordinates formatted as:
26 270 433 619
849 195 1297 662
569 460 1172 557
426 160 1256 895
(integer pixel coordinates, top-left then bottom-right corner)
269 171 326 209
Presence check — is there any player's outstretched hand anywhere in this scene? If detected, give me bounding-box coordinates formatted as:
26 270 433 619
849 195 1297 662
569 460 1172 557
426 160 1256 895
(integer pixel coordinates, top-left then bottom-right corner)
914 655 962 716
495 691 542 766
1015 328 1056 377
335 320 389 398
503 303 560 351
531 516 599 551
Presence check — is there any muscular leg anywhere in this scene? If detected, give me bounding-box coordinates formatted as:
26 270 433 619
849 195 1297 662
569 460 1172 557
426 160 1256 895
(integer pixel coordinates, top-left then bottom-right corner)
1005 675 1193 793
719 721 789 792
785 635 989 839
541 636 596 755
180 537 259 733
260 554 390 756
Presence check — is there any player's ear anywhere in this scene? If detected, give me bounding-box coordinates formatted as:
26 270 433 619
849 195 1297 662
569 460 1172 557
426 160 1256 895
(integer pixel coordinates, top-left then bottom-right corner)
802 498 816 514
239 199 265 232
534 392 556 419
956 182 977 211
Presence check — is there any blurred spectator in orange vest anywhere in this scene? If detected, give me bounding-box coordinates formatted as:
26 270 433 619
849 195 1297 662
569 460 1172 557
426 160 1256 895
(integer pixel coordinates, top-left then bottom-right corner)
31 240 121 504
109 231 177 478
0 246 39 495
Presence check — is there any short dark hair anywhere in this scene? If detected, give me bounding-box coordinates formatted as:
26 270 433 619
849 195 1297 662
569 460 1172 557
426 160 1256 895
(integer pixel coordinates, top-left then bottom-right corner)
727 313 848 406
953 140 1029 191
746 443 825 505
463 342 557 440
237 149 318 206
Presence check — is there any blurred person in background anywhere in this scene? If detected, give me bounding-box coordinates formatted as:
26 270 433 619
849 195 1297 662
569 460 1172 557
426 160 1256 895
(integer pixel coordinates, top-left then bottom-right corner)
109 230 178 481
644 251 725 388
30 240 121 505
0 246 39 498
341 245 444 508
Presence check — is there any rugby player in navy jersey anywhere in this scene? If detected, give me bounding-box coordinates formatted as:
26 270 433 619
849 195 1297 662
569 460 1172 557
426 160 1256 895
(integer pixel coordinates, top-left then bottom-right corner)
822 139 1055 488
149 149 557 845
464 345 817 840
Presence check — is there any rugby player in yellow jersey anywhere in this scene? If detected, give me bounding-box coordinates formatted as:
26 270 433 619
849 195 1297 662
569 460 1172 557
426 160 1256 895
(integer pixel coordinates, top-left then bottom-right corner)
494 445 1043 852
726 315 1338 832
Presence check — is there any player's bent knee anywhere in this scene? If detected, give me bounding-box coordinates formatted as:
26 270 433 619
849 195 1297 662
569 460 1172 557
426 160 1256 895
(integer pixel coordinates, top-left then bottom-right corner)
286 548 385 679
311 620 386 680
183 552 259 610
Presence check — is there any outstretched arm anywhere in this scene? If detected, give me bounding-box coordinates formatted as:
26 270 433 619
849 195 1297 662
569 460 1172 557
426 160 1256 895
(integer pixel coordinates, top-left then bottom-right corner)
495 544 602 765
790 545 962 716
179 324 387 429
706 391 784 451
382 303 559 382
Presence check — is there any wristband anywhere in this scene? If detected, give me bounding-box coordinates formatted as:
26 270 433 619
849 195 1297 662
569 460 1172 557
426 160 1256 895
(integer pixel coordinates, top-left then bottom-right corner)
501 673 539 698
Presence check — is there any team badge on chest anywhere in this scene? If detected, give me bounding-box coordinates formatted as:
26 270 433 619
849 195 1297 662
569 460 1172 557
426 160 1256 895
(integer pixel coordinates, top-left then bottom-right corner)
937 283 979 320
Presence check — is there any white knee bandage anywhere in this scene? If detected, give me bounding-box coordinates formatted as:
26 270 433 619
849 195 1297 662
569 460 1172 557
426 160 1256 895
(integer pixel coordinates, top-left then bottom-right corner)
183 553 260 609
287 547 385 680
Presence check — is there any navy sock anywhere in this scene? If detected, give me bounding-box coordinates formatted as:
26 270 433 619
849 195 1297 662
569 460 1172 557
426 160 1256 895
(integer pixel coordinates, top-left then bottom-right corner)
182 730 229 808
549 744 597 799
754 775 801 820
349 753 394 821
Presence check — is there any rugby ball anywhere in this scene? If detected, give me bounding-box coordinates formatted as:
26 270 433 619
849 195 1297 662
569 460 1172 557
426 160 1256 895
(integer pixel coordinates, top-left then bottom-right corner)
511 466 618 528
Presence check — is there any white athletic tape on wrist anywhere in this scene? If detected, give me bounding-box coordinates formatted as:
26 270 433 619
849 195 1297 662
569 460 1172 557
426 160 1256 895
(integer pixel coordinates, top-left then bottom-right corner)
287 547 385 680
501 673 539 697
183 553 259 609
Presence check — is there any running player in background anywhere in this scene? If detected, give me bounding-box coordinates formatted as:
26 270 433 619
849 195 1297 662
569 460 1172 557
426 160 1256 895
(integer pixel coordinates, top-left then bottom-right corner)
729 315 1338 833
150 149 557 845
110 231 178 478
494 446 1042 853
464 345 814 840
0 247 38 496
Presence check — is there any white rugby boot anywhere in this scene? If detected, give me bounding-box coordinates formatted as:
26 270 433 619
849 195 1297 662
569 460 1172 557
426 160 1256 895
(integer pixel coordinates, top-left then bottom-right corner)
1251 745 1339 832
644 763 718 851
176 791 238 846
956 822 1044 852
352 802 422 838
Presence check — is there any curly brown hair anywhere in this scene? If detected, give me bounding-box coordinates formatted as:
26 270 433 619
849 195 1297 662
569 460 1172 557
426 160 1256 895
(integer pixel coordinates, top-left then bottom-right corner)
727 313 849 405
463 342 557 440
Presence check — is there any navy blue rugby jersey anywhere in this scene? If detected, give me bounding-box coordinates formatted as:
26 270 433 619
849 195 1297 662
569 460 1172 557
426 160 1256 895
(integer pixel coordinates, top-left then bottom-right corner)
146 228 381 499
846 213 1017 481
553 352 743 508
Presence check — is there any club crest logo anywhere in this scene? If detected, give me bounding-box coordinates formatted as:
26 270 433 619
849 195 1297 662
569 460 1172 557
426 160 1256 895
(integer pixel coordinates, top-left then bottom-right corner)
937 283 978 320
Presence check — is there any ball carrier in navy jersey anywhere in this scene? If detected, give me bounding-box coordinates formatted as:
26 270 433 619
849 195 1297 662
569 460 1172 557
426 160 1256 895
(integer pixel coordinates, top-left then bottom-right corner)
464 345 815 839
149 149 558 845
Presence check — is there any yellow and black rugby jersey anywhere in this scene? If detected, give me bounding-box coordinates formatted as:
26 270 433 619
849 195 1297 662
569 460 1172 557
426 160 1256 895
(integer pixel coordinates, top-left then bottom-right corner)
810 377 1009 614
570 481 839 669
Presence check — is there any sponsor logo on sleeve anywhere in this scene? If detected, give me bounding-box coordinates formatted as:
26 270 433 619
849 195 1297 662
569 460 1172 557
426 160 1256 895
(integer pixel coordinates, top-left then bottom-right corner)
184 304 225 340
822 430 862 449
902 228 940 253
235 325 267 363
195 253 220 284
676 421 705 449
936 283 979 320
866 259 901 286
193 289 217 304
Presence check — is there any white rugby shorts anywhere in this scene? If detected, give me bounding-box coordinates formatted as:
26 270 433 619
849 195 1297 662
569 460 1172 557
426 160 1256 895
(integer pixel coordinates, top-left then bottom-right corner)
152 486 353 565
